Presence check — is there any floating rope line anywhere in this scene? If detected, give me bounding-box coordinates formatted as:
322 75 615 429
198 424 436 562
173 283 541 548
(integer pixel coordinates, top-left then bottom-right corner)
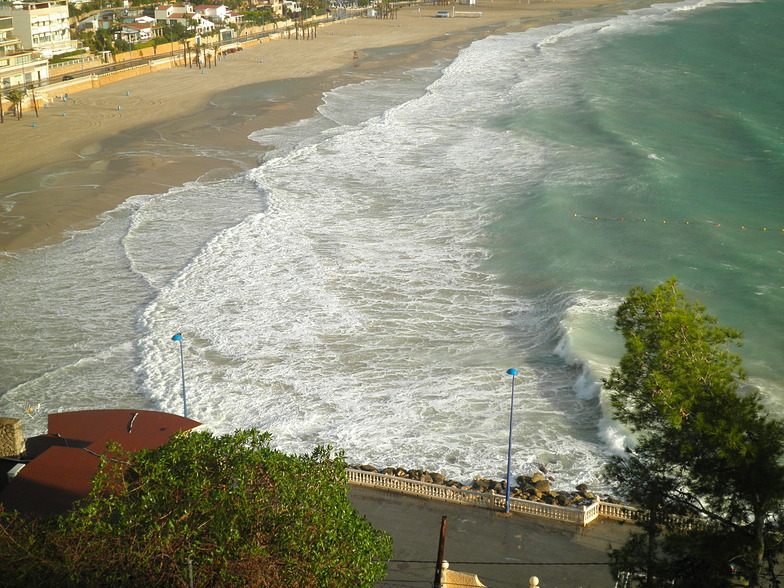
572 213 784 232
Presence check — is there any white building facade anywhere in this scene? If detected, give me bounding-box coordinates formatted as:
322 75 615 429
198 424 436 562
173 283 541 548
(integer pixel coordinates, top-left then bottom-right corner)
0 14 48 88
0 0 79 58
154 3 214 35
193 4 242 25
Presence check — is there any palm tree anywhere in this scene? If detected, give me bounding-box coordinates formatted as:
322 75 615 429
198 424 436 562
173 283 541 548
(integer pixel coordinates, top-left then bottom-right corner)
194 40 202 68
8 88 23 120
30 87 39 117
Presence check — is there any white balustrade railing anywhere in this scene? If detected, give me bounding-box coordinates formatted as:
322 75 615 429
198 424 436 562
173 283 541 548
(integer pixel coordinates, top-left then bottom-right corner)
346 470 712 529
345 469 618 526
597 500 639 522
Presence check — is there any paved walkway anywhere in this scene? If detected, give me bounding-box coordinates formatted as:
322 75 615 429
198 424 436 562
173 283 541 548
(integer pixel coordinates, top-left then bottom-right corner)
349 486 634 588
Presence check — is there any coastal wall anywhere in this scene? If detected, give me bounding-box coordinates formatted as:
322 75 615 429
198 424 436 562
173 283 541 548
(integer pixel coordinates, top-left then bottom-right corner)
96 63 164 86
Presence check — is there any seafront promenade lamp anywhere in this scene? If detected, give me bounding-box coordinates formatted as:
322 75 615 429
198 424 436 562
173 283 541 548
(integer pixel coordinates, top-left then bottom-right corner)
504 368 519 514
172 333 188 419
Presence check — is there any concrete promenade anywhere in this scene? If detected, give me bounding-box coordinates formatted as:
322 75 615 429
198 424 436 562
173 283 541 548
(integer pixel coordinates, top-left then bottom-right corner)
349 486 633 588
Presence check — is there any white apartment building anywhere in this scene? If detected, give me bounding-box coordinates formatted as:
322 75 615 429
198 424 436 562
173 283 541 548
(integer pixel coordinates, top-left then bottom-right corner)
0 14 48 88
154 4 214 36
193 4 242 25
0 0 79 58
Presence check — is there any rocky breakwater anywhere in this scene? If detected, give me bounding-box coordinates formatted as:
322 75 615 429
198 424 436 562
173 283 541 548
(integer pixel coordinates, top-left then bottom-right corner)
348 464 622 508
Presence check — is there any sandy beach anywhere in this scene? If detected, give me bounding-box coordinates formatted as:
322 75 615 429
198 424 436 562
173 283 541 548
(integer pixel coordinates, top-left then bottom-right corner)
0 0 653 252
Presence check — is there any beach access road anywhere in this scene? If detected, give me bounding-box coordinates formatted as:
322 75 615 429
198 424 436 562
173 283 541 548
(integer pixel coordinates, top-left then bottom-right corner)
349 486 632 587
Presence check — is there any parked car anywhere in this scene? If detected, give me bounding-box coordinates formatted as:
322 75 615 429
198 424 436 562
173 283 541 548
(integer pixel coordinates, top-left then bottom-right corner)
62 75 74 81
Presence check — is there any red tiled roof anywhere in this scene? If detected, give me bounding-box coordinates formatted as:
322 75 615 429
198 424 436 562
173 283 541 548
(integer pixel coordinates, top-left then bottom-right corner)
0 410 200 517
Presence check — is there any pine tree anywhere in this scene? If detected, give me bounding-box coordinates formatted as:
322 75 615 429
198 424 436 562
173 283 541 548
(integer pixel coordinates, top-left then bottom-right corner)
604 277 784 587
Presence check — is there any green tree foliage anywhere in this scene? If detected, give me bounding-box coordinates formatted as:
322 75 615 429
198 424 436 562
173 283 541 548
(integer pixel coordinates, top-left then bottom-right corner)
604 278 784 587
243 9 275 27
0 430 392 587
75 28 116 55
161 22 191 43
113 38 131 53
7 89 23 119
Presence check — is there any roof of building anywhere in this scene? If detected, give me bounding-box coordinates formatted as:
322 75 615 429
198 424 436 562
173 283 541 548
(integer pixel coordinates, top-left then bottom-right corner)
0 409 200 517
121 22 154 30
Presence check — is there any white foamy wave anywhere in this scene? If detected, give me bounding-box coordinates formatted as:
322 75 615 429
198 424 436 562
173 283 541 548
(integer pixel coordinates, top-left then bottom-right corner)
0 339 145 434
599 410 631 455
665 0 754 14
120 176 263 290
535 19 612 50
248 114 336 156
555 294 622 373
555 294 635 457
318 65 443 128
131 70 612 488
530 0 746 58
0 205 152 416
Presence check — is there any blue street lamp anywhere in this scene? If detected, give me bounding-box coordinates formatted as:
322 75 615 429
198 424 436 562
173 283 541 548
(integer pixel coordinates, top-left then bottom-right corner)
504 368 518 514
172 333 188 418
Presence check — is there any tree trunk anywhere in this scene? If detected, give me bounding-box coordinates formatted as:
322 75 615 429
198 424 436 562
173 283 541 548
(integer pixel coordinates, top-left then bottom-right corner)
645 522 657 587
748 508 766 587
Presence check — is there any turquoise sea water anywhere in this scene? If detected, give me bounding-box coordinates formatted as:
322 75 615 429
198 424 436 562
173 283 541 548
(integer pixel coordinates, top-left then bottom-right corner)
1 0 782 491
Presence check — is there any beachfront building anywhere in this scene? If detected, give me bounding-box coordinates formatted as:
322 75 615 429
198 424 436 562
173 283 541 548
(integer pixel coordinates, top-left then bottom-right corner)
247 0 284 16
0 14 48 89
84 12 116 31
194 4 242 25
0 0 79 58
115 21 161 43
154 3 215 35
125 14 157 25
282 0 301 15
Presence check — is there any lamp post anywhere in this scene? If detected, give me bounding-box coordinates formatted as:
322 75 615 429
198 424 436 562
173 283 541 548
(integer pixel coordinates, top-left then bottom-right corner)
504 368 518 514
172 333 188 418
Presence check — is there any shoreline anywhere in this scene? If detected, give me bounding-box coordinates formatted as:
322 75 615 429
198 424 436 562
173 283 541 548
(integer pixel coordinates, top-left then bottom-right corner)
0 0 662 253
